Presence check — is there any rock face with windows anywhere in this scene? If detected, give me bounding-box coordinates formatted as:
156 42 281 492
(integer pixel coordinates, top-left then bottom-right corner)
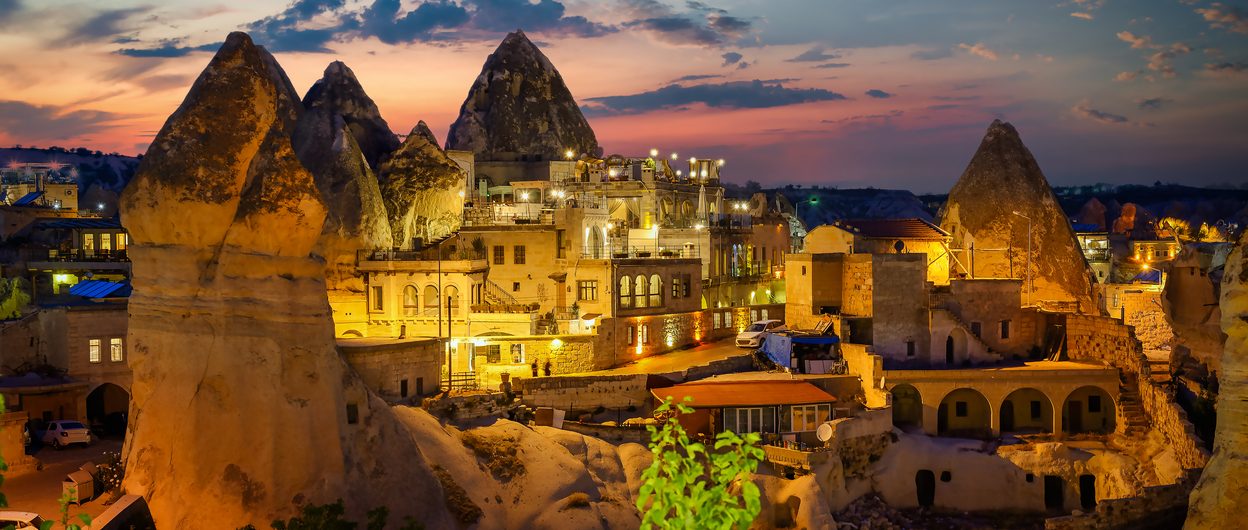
1186 232 1248 527
937 120 1094 311
445 30 600 161
118 32 454 529
294 62 394 292
377 121 466 247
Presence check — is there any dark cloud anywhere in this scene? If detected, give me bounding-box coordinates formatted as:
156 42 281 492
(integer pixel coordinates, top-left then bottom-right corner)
669 73 723 83
64 7 151 46
1072 103 1128 124
621 3 751 46
721 51 743 65
685 1 725 14
462 0 613 37
814 62 850 69
737 61 750 69
1204 61 1248 76
582 80 846 116
820 109 904 125
933 95 979 101
0 0 20 23
911 47 952 60
788 46 841 62
354 0 470 45
0 100 128 140
865 89 892 99
927 104 960 110
1137 97 1171 110
117 40 220 58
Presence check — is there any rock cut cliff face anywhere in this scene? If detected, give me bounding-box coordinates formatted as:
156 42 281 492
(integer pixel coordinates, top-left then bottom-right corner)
294 63 394 291
1186 231 1248 527
446 30 600 161
378 121 466 246
937 120 1094 310
118 32 452 529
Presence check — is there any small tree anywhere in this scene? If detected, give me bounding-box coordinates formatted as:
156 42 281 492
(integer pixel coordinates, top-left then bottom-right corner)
0 277 32 320
636 398 764 530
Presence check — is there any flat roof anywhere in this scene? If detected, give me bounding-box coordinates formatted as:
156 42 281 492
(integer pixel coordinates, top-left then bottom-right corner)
653 379 837 408
835 218 949 240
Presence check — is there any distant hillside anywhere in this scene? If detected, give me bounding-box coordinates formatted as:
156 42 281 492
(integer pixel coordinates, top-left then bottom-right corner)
1 146 141 193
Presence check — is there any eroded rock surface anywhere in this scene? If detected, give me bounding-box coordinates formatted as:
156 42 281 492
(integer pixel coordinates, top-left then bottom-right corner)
1186 231 1248 527
938 120 1094 310
118 32 452 529
294 63 394 291
300 61 400 171
377 121 465 246
446 30 600 160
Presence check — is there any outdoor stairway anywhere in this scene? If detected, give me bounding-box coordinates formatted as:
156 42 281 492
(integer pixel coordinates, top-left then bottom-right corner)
483 278 520 306
937 308 998 360
1117 374 1150 439
1146 357 1173 384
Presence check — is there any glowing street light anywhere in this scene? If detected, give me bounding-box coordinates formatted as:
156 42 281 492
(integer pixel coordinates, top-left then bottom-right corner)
457 190 465 198
649 148 659 157
564 149 575 160
717 159 725 166
670 152 678 160
689 157 697 164
520 192 530 201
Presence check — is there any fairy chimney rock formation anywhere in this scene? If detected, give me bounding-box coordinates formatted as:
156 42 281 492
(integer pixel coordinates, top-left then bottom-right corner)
378 121 466 247
294 63 395 291
1186 231 1248 527
938 120 1093 309
118 32 451 529
446 30 600 161
1077 197 1108 231
300 61 400 170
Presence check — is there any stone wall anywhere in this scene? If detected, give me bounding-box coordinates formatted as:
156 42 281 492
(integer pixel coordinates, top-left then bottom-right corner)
1119 290 1174 356
842 255 873 317
1065 314 1143 374
1043 469 1199 530
842 343 888 408
421 391 512 421
338 338 443 400
871 254 930 360
560 420 648 444
514 373 650 412
598 303 784 368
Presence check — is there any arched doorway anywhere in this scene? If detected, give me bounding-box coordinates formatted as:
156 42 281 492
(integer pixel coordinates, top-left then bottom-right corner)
589 226 605 259
1063 386 1116 434
891 384 923 429
945 328 968 366
86 383 129 437
1001 388 1053 434
937 388 991 438
402 285 419 317
915 470 936 507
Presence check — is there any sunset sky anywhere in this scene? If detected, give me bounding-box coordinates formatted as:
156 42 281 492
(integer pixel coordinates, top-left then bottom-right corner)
1 0 1245 192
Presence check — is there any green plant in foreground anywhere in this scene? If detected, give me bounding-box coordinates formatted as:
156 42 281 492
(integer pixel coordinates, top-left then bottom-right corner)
636 397 764 530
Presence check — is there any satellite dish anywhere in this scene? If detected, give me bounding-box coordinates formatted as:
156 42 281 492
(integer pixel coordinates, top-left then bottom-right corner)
893 240 906 253
816 421 836 443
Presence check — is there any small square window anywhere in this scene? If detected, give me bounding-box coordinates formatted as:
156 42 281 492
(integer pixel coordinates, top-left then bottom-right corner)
512 282 520 292
109 338 124 362
970 322 982 338
906 340 916 357
999 320 1011 340
955 401 968 417
1030 401 1042 419
940 471 952 482
346 403 359 424
1088 395 1102 413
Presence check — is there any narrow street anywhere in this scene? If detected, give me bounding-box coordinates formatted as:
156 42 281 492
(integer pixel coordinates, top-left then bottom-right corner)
583 337 753 375
3 439 122 526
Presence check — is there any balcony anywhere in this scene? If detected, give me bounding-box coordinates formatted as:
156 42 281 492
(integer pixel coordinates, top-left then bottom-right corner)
761 444 831 471
25 248 131 271
583 245 701 260
1082 248 1110 262
357 249 488 273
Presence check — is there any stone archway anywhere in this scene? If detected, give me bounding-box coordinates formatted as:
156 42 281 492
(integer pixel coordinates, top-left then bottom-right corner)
938 388 991 438
86 383 129 437
945 328 969 366
589 225 605 259
1000 388 1053 434
891 384 923 430
1063 386 1116 434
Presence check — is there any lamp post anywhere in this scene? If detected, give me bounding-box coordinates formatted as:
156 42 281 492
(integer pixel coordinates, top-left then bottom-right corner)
794 197 818 251
1012 211 1032 306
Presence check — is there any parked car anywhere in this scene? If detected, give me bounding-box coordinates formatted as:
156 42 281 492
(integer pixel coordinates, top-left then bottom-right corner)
736 319 786 348
38 420 93 449
0 511 45 529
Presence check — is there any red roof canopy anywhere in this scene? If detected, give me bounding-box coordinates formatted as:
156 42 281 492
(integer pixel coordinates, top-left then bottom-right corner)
652 380 836 408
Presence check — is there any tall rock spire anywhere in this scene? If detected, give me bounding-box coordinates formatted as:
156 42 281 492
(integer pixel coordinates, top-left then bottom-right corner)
378 121 466 247
446 30 600 161
937 120 1093 310
118 32 451 529
301 61 400 170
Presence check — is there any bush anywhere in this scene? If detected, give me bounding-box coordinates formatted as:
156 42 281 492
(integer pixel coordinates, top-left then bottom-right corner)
636 398 764 530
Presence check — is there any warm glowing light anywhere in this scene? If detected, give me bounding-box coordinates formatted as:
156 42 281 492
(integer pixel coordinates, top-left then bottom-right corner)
520 192 530 200
97 203 105 210
670 153 678 160
694 223 705 230
717 159 725 166
649 148 659 157
457 190 465 198
550 338 564 349
700 170 708 178
608 168 618 177
1142 264 1151 270
689 157 697 163
606 222 615 230
450 339 460 348
676 170 682 176
666 338 674 347
565 149 575 159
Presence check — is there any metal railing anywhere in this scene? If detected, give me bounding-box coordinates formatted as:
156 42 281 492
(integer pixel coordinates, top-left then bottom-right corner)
585 245 700 260
359 248 485 262
1083 248 1110 261
444 372 478 391
28 249 130 263
483 279 520 306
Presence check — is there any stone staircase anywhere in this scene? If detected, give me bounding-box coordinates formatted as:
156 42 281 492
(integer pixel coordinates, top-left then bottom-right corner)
1118 374 1150 439
936 308 1000 362
483 278 520 306
1145 356 1172 384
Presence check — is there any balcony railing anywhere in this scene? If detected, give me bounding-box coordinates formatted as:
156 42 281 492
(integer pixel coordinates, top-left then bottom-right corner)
1083 248 1110 262
584 245 700 260
761 444 831 471
359 248 485 262
28 249 130 263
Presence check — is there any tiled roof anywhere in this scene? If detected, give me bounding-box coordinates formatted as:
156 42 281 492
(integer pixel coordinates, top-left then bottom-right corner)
835 218 949 240
652 380 836 408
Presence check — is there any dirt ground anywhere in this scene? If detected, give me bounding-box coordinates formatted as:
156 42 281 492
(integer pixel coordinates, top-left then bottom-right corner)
3 437 123 527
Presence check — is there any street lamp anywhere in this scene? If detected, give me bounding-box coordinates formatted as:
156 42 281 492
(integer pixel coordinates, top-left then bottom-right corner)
1012 211 1032 306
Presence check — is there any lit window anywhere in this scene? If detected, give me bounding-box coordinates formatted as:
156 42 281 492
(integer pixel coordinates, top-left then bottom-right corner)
110 338 124 362
619 276 632 308
578 280 598 301
789 404 831 432
370 286 384 311
513 245 526 265
89 339 101 363
649 274 662 307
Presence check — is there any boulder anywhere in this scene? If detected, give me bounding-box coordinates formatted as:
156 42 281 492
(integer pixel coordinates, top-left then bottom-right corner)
938 120 1093 310
118 32 452 529
377 121 466 246
300 61 400 171
1186 231 1248 527
446 30 600 161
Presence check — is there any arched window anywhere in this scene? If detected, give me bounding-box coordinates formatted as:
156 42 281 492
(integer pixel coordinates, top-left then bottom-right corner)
635 274 648 308
403 286 419 317
619 276 632 308
445 286 460 316
649 274 662 307
423 285 439 314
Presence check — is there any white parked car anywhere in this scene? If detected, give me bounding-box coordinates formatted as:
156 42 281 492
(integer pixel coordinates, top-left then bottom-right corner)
0 511 45 529
39 420 93 449
737 320 786 348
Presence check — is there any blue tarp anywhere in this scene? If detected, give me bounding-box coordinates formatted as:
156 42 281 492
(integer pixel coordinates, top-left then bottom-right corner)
68 280 130 298
12 191 42 206
1132 269 1162 283
761 333 792 368
791 335 840 345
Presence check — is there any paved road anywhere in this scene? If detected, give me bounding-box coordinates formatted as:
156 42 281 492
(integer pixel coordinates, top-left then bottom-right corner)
4 439 122 526
584 337 752 375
